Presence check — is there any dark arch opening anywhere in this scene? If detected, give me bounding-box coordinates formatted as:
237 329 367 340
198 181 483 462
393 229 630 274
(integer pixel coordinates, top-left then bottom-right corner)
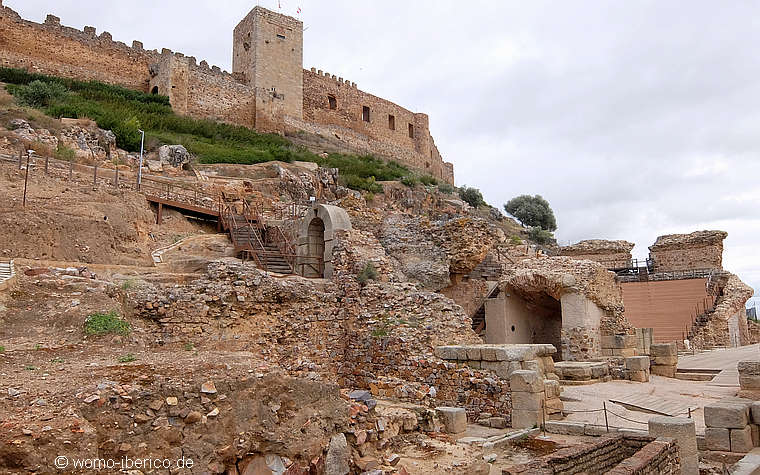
306 217 325 278
151 86 159 95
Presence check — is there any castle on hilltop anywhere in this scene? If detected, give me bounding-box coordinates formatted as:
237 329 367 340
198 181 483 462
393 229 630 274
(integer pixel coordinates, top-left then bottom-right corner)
0 2 454 184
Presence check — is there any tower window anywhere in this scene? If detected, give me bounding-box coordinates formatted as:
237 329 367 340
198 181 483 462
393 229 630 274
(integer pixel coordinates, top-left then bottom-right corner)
276 34 286 40
408 123 414 138
328 95 337 110
362 106 370 122
151 86 159 95
388 114 395 130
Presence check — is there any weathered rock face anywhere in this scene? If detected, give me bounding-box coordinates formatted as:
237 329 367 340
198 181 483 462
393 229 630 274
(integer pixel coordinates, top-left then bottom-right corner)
60 123 116 160
275 163 342 202
378 214 500 291
158 144 191 168
559 239 634 269
649 230 728 272
9 118 58 148
379 214 450 290
690 273 754 349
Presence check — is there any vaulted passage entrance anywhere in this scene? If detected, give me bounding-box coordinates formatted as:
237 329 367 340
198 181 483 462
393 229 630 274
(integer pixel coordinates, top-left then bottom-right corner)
304 217 325 278
484 285 563 360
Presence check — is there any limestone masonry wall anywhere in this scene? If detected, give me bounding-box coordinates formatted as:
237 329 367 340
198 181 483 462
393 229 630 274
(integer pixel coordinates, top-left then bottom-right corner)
559 240 635 269
0 3 454 183
649 230 727 272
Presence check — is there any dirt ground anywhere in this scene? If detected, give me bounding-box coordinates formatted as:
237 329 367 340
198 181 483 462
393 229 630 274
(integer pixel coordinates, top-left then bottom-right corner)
0 158 213 266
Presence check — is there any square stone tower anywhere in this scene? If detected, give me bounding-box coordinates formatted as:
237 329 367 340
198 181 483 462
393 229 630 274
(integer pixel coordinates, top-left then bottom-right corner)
233 6 303 131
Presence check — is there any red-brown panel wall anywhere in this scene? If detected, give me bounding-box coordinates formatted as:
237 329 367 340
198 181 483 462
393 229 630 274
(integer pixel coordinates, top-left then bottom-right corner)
621 279 710 343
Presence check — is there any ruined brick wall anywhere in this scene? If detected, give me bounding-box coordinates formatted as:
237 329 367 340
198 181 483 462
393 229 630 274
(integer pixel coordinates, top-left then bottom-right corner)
302 69 454 184
505 435 680 475
0 6 156 91
649 230 727 272
559 240 635 269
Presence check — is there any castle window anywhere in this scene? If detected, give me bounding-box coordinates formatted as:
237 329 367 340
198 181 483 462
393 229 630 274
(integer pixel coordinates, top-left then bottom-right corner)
328 95 337 110
388 114 395 130
151 86 159 95
276 34 286 40
362 106 370 122
408 123 414 138
425 162 430 169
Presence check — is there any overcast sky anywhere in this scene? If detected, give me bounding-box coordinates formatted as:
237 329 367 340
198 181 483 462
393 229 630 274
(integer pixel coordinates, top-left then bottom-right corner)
7 0 759 306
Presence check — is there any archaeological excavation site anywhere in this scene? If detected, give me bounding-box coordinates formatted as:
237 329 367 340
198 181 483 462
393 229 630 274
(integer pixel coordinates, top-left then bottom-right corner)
0 1 759 474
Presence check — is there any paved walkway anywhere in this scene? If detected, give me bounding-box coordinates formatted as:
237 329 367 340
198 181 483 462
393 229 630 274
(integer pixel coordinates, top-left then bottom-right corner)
678 344 760 386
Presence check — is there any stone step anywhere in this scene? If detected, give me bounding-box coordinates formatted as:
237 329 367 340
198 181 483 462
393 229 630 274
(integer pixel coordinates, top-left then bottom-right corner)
674 372 715 381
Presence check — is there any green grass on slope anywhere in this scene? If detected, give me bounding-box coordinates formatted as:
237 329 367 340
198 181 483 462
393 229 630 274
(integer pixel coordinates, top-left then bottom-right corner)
0 67 441 192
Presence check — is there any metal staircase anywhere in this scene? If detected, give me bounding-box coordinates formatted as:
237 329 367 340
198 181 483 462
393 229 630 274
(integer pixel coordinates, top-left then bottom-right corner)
220 202 295 275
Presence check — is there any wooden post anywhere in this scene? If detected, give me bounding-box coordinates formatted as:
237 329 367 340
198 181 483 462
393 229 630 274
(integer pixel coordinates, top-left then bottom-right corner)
93 163 98 185
156 202 163 225
44 156 49 175
603 401 609 432
68 161 73 181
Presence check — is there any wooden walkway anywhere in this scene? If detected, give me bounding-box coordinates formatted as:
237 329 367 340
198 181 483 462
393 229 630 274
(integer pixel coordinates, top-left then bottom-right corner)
609 393 697 417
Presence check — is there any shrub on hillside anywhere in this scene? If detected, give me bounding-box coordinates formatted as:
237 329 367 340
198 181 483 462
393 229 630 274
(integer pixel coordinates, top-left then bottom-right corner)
458 185 486 208
438 183 455 194
15 80 68 107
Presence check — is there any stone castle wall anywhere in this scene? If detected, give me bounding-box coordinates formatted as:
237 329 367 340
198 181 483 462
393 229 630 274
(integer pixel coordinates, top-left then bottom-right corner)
559 240 635 269
303 68 454 183
0 2 454 183
0 6 156 91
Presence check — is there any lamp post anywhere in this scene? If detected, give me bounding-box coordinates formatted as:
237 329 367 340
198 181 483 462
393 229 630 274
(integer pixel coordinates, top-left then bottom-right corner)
137 129 145 191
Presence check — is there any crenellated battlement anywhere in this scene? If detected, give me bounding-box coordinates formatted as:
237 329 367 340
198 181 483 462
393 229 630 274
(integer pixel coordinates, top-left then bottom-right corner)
309 67 357 88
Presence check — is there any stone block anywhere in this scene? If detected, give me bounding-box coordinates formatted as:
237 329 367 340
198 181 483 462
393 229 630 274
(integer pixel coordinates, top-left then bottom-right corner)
732 426 755 453
522 359 541 374
544 380 561 399
544 421 585 435
510 370 544 393
512 391 543 411
625 356 650 371
627 369 650 382
651 364 676 378
705 427 731 451
465 346 481 361
544 397 563 414
648 416 698 475
739 361 760 377
740 375 760 391
480 346 499 361
650 342 678 357
511 409 541 429
652 355 678 366
466 361 481 369
752 402 760 424
612 348 636 357
752 424 760 447
705 402 750 429
555 363 591 381
481 361 510 379
435 407 467 434
590 363 610 379
434 346 458 360
541 356 555 374
489 417 507 429
600 335 616 349
585 425 616 436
